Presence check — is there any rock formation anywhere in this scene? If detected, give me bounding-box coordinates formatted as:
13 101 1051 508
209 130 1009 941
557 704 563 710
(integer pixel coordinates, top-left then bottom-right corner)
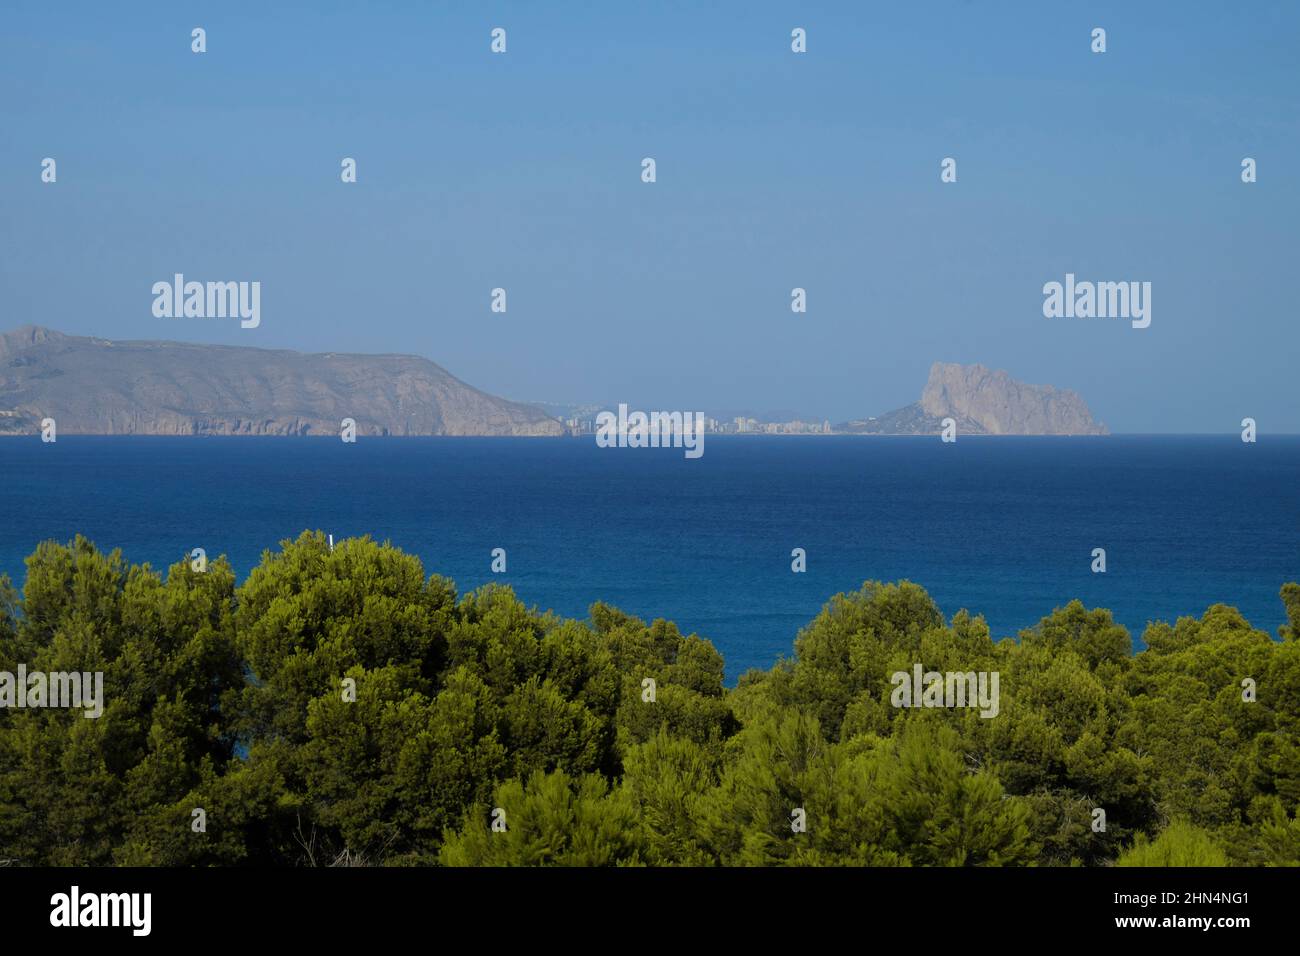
838 362 1108 435
0 326 565 437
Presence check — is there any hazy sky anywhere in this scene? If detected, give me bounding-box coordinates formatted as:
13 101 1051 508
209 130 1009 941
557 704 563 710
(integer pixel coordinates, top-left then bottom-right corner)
3 1 1297 430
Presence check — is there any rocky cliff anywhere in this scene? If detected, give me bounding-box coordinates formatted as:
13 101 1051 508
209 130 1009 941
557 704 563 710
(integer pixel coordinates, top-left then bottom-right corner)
839 362 1108 435
0 326 565 437
919 362 1108 435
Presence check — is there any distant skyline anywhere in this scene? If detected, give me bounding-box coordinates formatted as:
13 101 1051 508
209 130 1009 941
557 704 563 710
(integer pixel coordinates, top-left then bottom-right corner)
3 1 1298 431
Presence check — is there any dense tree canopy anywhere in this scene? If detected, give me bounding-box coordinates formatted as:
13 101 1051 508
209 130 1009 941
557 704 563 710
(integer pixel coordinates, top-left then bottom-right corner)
1 532 1297 866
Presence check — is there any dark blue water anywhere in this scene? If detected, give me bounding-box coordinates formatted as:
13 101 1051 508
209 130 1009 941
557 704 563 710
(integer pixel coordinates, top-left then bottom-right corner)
2 436 1297 681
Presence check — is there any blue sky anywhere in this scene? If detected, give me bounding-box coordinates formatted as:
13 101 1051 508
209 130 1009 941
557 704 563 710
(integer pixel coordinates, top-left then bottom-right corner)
2 1 1297 430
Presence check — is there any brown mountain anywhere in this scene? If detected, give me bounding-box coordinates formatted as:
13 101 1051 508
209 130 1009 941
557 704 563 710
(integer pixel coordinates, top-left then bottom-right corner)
0 326 564 437
838 362 1108 436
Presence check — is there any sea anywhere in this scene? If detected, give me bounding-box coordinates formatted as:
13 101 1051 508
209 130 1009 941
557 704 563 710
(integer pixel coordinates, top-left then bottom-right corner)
2 435 1297 682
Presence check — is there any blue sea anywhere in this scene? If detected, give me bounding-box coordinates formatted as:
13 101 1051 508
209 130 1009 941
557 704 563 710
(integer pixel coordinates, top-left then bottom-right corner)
2 435 1297 681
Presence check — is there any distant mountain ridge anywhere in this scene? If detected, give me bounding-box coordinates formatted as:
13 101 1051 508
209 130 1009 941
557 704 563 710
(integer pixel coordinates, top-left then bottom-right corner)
838 362 1108 436
0 326 564 436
